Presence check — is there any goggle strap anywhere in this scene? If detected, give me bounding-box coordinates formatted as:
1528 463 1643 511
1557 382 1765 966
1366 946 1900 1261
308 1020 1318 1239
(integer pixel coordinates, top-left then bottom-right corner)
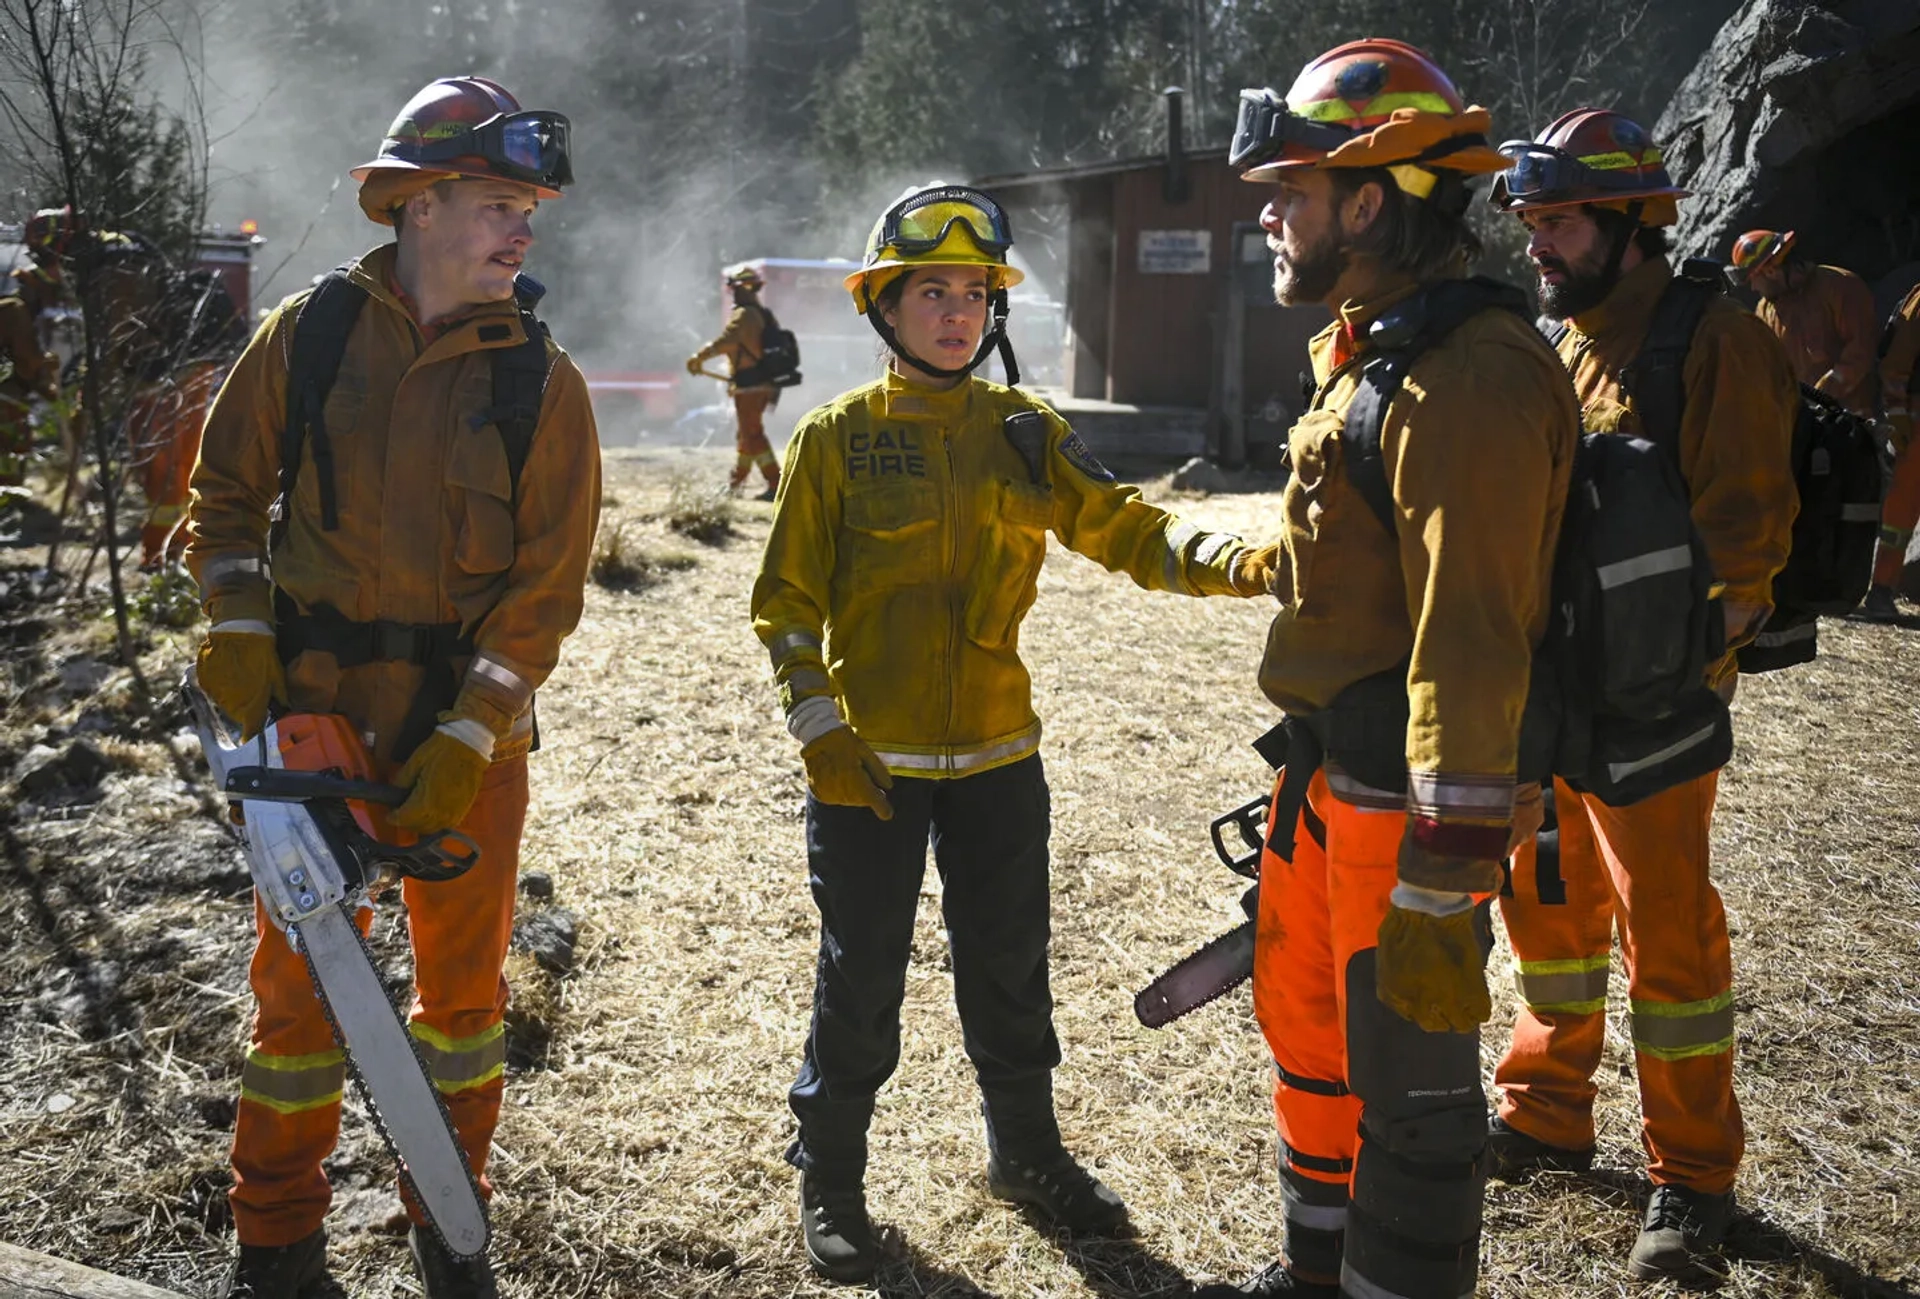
860 287 1020 386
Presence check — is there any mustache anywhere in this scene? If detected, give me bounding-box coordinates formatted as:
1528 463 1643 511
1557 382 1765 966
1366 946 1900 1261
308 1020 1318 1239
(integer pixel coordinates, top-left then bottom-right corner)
1535 255 1570 276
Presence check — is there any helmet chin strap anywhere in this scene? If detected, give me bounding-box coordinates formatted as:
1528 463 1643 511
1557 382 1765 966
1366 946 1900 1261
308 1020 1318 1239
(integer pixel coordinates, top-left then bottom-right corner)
864 287 1021 386
1598 199 1646 293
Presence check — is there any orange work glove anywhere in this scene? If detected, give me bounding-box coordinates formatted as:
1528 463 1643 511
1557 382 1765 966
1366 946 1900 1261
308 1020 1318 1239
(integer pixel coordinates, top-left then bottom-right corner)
1376 897 1491 1034
801 726 894 821
684 356 705 376
1507 781 1545 856
1230 544 1282 597
196 628 287 740
392 728 491 833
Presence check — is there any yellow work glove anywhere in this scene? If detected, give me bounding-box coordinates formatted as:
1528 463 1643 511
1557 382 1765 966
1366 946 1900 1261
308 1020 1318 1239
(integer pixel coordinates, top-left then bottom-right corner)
391 728 491 833
1507 781 1545 856
801 726 894 821
1376 900 1491 1034
1230 544 1282 597
196 628 287 740
684 355 705 376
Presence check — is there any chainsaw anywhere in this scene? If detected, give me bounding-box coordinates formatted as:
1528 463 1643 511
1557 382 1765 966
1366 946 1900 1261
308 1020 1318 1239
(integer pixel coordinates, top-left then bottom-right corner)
183 668 492 1259
1133 793 1269 1029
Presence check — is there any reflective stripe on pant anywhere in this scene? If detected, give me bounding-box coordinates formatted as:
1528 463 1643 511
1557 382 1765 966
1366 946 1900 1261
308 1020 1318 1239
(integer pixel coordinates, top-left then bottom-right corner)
730 389 779 488
1496 772 1742 1194
1254 770 1487 1299
1874 432 1920 587
230 756 527 1246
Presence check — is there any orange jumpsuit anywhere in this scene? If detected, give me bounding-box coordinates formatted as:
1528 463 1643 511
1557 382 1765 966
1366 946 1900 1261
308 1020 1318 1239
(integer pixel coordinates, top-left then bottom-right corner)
129 360 221 567
1 294 55 487
186 243 601 1246
1497 257 1797 1195
1252 280 1576 1295
1757 263 1880 417
1872 282 1920 589
692 299 781 492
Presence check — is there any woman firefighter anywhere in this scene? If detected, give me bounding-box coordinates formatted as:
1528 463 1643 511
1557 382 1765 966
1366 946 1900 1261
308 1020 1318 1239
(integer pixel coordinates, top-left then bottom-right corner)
748 182 1279 1282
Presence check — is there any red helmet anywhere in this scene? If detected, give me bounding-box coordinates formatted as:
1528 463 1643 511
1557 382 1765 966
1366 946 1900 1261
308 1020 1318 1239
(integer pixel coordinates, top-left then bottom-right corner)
24 205 76 258
351 76 570 197
1730 229 1795 277
1232 39 1508 194
1489 109 1688 227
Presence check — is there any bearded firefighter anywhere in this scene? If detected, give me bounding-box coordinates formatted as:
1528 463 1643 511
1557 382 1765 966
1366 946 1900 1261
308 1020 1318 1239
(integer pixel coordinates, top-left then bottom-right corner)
1486 111 1797 1282
751 180 1279 1284
1192 40 1578 1299
686 264 782 499
185 76 598 1298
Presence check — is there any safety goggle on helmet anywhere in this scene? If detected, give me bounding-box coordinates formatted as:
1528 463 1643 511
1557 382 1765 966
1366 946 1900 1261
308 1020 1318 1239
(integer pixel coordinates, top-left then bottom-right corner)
878 185 1014 260
411 110 574 192
1229 88 1365 169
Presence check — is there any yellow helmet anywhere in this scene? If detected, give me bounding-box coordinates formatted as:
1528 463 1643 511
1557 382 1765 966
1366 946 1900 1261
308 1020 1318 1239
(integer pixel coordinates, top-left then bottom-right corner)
843 182 1025 314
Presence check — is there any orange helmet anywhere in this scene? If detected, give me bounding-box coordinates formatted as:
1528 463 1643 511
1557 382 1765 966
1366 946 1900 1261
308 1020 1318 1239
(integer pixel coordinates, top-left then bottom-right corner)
351 76 570 223
1730 229 1795 277
1232 39 1508 197
24 205 76 258
1489 109 1687 226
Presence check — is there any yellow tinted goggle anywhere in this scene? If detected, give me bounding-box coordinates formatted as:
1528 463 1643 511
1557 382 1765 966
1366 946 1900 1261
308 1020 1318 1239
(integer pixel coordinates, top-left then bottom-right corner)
882 188 1012 257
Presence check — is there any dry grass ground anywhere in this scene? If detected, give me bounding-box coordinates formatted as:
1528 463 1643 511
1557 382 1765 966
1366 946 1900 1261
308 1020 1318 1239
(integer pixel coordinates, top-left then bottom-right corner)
2 445 1917 1297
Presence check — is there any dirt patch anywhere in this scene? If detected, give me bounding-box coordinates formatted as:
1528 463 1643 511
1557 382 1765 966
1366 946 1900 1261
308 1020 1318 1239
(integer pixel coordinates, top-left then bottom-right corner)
1 445 1916 1296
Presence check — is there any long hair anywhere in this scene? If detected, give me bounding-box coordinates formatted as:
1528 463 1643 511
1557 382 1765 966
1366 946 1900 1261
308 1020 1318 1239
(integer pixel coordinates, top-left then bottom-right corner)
1328 167 1483 280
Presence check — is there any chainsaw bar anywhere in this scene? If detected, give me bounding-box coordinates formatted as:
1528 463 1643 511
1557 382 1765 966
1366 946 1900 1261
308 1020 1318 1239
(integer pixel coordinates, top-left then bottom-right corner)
1134 920 1256 1028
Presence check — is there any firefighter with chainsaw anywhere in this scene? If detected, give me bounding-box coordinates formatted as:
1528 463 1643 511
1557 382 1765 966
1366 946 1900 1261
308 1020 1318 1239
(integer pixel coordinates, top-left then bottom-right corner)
1732 228 1880 419
751 180 1279 1284
186 75 597 1298
1864 280 1920 620
1486 112 1797 1281
686 264 782 499
1191 41 1578 1299
0 290 57 489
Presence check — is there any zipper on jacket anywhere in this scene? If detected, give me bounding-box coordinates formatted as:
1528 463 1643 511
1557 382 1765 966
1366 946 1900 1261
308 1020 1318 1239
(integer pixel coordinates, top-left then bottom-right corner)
941 428 959 771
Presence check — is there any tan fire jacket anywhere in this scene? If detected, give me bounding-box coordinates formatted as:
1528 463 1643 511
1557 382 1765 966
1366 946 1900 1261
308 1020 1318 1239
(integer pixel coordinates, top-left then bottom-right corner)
1880 281 1920 449
1559 257 1799 659
186 243 602 764
1758 263 1880 416
752 368 1257 777
693 301 772 394
1 294 55 403
1258 276 1578 849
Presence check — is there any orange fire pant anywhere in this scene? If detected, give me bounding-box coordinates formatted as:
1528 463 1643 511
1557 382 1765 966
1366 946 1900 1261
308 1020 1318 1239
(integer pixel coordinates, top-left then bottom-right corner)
229 757 528 1246
1253 769 1487 1299
1495 772 1743 1194
730 388 779 488
129 362 219 567
1873 435 1920 588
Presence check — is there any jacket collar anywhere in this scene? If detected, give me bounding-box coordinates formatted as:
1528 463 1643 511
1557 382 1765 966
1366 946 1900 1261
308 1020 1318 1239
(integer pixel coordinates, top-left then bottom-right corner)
1567 255 1672 348
1308 275 1424 380
879 365 976 422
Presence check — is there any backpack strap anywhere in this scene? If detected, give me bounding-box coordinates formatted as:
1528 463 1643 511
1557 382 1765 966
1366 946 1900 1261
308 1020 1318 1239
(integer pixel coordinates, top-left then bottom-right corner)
1538 316 1570 348
468 273 552 498
1342 276 1533 535
1621 259 1723 461
275 267 367 545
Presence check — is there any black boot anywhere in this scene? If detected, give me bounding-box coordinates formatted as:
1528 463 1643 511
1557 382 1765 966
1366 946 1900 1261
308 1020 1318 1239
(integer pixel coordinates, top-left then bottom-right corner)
987 1146 1130 1235
1627 1184 1735 1283
408 1223 498 1299
222 1228 344 1299
1484 1114 1595 1182
799 1168 881 1283
1192 1262 1344 1297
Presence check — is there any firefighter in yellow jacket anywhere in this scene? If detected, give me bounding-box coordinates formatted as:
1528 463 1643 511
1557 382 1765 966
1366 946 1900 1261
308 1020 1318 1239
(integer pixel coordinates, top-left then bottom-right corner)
1486 110 1797 1283
186 76 599 1299
1194 41 1577 1299
750 181 1278 1284
687 265 782 499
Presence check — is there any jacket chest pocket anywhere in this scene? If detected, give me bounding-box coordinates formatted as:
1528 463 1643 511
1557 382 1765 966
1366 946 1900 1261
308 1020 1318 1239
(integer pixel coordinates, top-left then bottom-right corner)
447 428 516 575
963 479 1055 649
838 480 940 591
1283 407 1351 601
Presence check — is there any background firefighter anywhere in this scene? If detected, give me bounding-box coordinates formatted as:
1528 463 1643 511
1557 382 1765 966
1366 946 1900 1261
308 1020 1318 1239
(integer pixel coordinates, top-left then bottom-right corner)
1732 228 1881 419
184 75 598 1299
0 290 57 489
1486 110 1798 1282
1193 40 1577 1299
750 180 1278 1285
1865 281 1920 621
686 265 781 499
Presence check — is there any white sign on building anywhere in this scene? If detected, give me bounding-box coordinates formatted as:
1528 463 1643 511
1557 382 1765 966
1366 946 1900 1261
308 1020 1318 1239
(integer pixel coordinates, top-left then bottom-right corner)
1138 229 1212 275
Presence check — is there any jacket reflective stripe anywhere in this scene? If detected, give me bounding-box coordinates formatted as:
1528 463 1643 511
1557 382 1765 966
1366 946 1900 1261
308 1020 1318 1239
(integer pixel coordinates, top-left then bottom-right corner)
871 720 1042 776
1407 770 1513 821
1605 723 1719 783
1596 544 1693 590
1630 991 1735 1061
239 1046 346 1114
409 1021 507 1094
1514 954 1610 1014
767 628 823 667
467 654 533 706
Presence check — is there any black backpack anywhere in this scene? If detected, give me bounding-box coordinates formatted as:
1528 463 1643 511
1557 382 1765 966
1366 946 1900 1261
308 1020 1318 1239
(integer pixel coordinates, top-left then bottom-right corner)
731 304 802 389
1336 275 1729 807
270 266 552 546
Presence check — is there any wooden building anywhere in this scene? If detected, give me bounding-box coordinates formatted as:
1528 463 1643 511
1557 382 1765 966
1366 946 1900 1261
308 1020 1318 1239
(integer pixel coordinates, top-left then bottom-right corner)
976 91 1329 464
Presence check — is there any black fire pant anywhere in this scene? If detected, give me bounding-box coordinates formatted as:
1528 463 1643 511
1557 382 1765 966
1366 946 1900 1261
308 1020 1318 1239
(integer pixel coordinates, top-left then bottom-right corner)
786 753 1063 1188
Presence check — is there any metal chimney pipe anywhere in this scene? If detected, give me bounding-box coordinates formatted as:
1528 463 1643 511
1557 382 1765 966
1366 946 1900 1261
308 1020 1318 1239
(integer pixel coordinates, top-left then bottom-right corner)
1163 86 1190 205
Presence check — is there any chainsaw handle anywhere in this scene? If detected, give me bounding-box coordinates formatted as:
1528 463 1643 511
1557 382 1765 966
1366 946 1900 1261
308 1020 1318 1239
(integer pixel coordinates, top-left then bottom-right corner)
1210 795 1271 879
223 767 409 807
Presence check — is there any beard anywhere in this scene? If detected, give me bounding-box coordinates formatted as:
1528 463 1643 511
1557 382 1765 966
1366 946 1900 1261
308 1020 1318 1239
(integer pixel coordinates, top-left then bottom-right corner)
1274 226 1349 306
1535 252 1618 320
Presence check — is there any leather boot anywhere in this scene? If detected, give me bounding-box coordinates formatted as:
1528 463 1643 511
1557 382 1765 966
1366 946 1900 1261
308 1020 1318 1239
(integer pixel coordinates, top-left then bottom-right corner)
799 1167 880 1284
222 1227 343 1299
987 1146 1130 1235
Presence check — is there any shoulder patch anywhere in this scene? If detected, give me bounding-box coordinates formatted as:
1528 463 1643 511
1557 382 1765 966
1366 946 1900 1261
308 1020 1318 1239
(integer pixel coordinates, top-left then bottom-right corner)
1059 428 1115 482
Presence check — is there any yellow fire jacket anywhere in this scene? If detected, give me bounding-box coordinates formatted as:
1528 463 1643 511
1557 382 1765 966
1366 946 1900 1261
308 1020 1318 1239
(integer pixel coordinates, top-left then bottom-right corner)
1880 282 1920 450
1758 264 1880 417
1258 278 1578 851
751 368 1257 777
186 243 603 765
1558 257 1799 657
692 301 772 395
